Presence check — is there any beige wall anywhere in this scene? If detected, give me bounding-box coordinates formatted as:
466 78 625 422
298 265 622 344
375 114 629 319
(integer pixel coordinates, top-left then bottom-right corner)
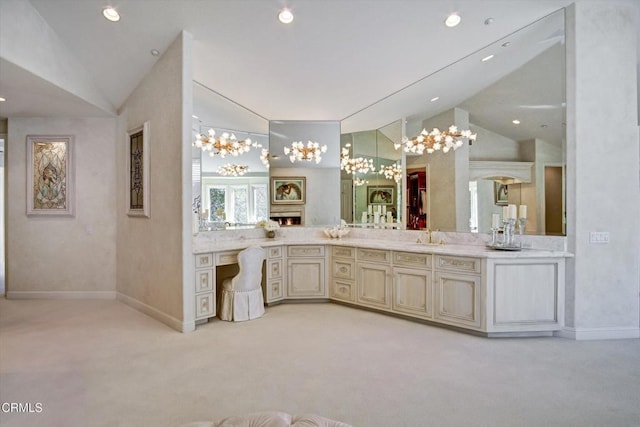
6 117 117 296
116 32 189 330
565 1 640 338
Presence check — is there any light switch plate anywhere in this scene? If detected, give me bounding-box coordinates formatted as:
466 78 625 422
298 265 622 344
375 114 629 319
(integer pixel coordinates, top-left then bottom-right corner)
589 231 610 244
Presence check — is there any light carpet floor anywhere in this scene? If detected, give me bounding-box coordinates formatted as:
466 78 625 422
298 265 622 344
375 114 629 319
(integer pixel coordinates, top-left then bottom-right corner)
1 298 639 427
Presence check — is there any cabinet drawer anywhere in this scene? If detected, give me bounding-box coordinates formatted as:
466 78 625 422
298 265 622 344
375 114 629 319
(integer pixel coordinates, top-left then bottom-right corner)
288 245 325 257
216 251 239 266
268 246 283 259
332 246 355 259
434 271 481 328
357 248 390 264
194 269 213 293
332 259 355 280
267 258 283 279
196 292 215 319
267 279 284 301
331 279 355 302
393 251 431 268
195 253 213 269
435 255 481 274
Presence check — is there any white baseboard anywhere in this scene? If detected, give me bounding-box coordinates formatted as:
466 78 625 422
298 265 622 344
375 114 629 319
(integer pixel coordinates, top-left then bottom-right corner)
116 292 193 333
6 291 116 300
556 326 640 340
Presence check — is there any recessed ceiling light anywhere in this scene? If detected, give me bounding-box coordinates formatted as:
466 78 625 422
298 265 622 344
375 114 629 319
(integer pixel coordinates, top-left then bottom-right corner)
484 18 494 25
192 115 199 120
102 7 120 22
150 49 160 56
0 97 5 102
501 42 511 48
481 54 495 62
278 8 294 24
430 96 440 102
444 13 461 27
512 119 521 124
540 124 548 128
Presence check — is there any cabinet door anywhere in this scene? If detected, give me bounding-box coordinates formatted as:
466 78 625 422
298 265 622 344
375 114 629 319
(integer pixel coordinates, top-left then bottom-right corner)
287 258 326 298
357 263 391 309
434 272 481 328
393 267 432 318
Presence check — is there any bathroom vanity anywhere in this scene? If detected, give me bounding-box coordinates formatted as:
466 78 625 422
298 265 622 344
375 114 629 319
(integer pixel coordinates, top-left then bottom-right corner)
193 230 569 337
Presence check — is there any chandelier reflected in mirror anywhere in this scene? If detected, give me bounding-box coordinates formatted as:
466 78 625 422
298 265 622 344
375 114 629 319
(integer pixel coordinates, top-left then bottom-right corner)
340 147 376 174
284 141 327 164
379 163 403 182
193 128 262 157
397 125 477 154
217 164 249 176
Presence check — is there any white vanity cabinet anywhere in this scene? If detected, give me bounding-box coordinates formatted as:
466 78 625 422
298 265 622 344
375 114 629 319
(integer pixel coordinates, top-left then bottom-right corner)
356 248 392 310
265 246 284 304
392 251 433 319
193 238 567 337
330 246 356 302
194 252 215 320
286 245 327 298
484 257 565 335
433 255 482 329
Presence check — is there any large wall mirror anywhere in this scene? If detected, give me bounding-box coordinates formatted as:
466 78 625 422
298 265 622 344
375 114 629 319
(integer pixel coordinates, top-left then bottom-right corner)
341 9 566 236
340 120 403 227
192 81 269 229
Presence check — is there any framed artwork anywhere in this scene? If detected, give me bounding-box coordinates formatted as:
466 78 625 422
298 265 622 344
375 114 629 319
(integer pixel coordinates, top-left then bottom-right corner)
126 121 150 217
26 135 75 216
271 177 305 204
367 185 395 205
494 182 508 206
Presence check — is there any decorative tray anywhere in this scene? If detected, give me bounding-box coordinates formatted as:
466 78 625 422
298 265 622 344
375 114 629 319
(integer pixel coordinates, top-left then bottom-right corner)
486 245 522 251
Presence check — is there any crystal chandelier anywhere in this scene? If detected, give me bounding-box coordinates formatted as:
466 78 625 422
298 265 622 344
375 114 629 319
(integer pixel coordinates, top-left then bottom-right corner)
284 141 328 164
379 164 403 182
353 177 368 186
340 147 376 174
397 125 477 154
193 128 262 157
217 164 249 176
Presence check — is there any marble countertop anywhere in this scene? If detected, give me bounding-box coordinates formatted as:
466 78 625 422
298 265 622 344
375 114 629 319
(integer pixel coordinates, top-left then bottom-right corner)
193 236 572 259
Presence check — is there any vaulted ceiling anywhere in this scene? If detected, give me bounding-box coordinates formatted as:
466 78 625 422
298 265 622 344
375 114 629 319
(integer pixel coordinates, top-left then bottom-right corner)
1 0 636 145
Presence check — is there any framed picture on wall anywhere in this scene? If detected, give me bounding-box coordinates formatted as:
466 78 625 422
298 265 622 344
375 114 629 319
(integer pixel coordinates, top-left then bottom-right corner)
26 135 75 217
126 121 150 217
367 185 395 205
494 182 508 206
271 177 305 204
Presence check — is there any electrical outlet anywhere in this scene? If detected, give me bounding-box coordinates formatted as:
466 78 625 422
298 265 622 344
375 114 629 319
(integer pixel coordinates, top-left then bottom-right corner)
589 231 610 244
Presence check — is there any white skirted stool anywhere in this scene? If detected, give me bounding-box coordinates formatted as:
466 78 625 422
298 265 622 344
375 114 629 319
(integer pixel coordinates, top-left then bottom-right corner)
218 246 266 322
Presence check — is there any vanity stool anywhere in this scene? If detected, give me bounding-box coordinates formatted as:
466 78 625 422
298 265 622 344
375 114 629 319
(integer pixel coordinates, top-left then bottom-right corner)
218 246 266 322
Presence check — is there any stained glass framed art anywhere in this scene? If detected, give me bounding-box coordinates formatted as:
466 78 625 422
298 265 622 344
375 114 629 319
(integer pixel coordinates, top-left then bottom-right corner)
126 121 150 217
26 135 75 216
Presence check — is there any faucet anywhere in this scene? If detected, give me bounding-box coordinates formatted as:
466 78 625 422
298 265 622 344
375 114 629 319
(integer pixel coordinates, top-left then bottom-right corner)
425 228 433 244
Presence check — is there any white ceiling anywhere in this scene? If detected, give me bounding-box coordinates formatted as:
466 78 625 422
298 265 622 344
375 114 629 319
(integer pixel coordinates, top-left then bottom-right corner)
0 0 637 145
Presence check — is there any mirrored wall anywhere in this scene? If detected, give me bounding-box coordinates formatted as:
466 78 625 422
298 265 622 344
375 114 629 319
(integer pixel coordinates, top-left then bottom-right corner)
341 8 566 235
340 120 403 227
193 8 566 236
192 81 269 229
